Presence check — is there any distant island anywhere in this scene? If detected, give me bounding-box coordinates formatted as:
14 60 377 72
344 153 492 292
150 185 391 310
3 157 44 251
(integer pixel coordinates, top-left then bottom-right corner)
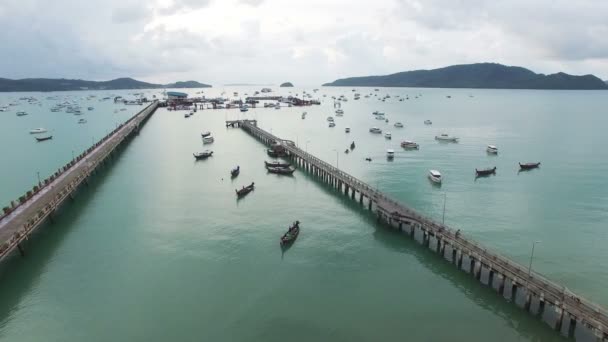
0 77 211 92
323 63 608 90
280 82 294 87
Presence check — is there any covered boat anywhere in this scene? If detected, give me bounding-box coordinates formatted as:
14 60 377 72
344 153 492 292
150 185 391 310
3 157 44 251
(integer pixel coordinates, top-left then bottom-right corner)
394 122 404 128
386 149 395 159
203 136 214 144
35 135 52 142
424 120 432 125
487 145 498 154
519 162 541 170
280 221 300 246
29 128 47 134
475 167 496 176
369 127 382 134
236 182 255 197
267 166 296 175
428 170 442 184
401 140 419 149
231 166 240 177
201 131 211 137
435 134 458 142
193 150 213 160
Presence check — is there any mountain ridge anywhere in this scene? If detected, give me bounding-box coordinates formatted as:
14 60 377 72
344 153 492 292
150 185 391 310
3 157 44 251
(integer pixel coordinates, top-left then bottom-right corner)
323 63 608 90
0 77 211 92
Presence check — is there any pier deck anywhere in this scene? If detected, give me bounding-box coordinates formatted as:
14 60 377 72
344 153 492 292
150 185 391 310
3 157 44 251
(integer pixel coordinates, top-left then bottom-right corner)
236 119 608 341
0 102 158 262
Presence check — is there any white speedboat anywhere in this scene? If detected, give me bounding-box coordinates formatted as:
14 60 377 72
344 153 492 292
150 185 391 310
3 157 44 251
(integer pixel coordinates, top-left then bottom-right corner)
327 116 334 122
328 122 336 127
335 109 344 115
193 150 213 159
369 127 382 134
487 145 498 154
384 132 392 139
435 134 459 142
424 120 432 125
203 136 215 144
29 128 47 134
387 149 395 159
345 127 350 133
394 122 404 128
428 170 442 184
401 140 419 149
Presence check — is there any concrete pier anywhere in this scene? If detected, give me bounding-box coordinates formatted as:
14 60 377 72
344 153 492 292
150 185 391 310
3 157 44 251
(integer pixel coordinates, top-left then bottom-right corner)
236 119 608 341
0 102 158 262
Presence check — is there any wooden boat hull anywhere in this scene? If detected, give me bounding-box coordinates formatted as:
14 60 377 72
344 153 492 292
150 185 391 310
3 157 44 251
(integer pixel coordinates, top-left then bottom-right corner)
519 162 541 170
264 161 291 168
36 136 53 142
193 152 213 160
280 222 300 245
236 182 255 197
475 167 496 176
267 166 295 175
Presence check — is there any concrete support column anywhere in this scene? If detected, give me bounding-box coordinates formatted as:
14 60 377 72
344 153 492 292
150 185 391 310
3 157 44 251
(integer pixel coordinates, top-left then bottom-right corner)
480 266 491 285
443 244 454 263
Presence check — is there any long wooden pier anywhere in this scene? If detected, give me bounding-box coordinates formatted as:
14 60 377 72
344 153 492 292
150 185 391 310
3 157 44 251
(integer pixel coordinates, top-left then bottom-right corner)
0 101 158 262
236 119 608 342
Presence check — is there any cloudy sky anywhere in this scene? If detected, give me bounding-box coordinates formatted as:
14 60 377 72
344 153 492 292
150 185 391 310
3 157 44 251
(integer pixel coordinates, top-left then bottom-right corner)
1 0 607 85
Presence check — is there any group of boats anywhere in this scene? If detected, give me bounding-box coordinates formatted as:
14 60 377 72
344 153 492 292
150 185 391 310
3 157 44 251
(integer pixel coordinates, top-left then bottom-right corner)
428 162 541 185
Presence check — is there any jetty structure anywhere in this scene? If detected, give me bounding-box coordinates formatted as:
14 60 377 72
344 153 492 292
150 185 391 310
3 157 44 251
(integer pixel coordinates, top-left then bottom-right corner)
231 119 608 342
0 101 158 262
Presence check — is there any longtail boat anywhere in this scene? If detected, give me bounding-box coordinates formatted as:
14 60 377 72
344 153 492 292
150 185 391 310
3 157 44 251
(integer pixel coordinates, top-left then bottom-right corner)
236 182 255 197
267 166 295 175
519 162 541 170
231 166 240 177
280 221 300 246
35 135 53 142
264 161 291 168
475 167 496 176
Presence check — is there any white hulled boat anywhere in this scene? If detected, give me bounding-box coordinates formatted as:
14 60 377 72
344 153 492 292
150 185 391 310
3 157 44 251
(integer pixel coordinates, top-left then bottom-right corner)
428 170 442 184
435 134 459 142
487 145 498 154
29 128 47 134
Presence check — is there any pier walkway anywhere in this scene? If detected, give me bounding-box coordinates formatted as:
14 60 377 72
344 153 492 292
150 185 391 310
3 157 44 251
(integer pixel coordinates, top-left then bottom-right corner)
236 119 607 342
0 102 158 262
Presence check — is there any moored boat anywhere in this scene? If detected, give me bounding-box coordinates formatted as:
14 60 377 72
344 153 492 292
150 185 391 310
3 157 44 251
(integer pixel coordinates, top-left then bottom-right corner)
428 170 442 184
264 161 291 168
231 166 240 177
401 140 419 149
280 221 300 246
16 111 28 116
78 119 87 124
519 162 541 170
236 182 255 197
345 127 350 133
350 141 355 149
384 132 392 139
424 119 432 125
203 136 214 144
35 135 53 142
328 122 335 127
475 167 496 176
394 122 404 128
267 166 296 175
387 149 395 159
369 127 382 134
193 150 213 160
486 145 498 154
201 131 211 137
435 134 458 142
29 128 47 134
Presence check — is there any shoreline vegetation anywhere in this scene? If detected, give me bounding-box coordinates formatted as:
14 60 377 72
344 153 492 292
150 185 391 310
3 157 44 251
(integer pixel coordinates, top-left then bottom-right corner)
323 63 608 90
0 77 211 92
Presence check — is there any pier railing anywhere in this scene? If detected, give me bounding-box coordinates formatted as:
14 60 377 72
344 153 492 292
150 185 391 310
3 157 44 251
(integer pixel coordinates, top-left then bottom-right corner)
240 120 608 334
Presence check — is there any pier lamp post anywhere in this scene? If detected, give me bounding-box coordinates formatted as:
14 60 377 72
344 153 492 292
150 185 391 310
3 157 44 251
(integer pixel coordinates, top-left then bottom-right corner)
36 171 41 185
72 150 75 161
528 240 541 277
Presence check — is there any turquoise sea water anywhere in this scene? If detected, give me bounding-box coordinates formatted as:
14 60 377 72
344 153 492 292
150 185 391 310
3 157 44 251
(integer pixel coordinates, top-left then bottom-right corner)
0 87 606 341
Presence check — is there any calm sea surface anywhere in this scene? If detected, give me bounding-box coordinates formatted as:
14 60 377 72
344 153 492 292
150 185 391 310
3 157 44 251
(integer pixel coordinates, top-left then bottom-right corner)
0 87 606 341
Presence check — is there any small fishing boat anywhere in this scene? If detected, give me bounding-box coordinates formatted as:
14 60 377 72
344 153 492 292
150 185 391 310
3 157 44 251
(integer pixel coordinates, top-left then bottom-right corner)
424 120 432 125
350 141 355 149
475 167 496 176
193 150 213 160
384 132 392 139
428 170 442 184
35 135 53 142
486 145 498 154
375 115 385 120
328 122 336 127
365 157 372 162
267 149 280 157
267 166 296 175
335 109 344 115
387 149 395 159
345 127 350 133
29 128 47 134
301 112 306 119
236 182 255 197
369 127 382 134
401 140 419 149
88 107 94 111
240 106 249 112
78 119 87 124
344 149 349 154
394 122 404 128
327 116 334 122
231 166 240 177
519 162 541 170
435 134 459 142
280 221 300 246
264 161 291 168
203 136 214 144
184 113 190 118
16 111 28 116
201 131 211 138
